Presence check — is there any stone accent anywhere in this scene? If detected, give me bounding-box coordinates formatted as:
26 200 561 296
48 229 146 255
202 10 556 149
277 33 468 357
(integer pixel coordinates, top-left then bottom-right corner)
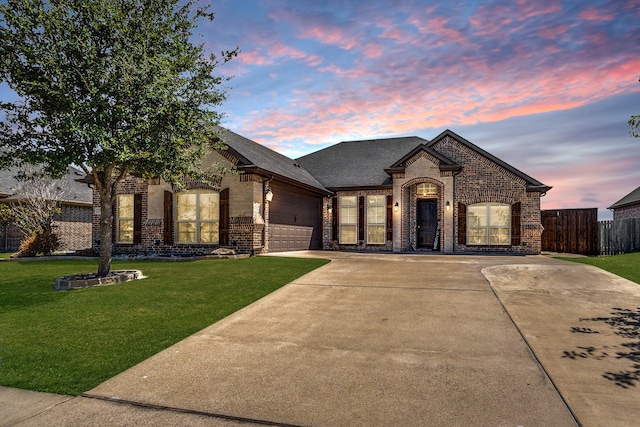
400 177 447 252
54 270 142 290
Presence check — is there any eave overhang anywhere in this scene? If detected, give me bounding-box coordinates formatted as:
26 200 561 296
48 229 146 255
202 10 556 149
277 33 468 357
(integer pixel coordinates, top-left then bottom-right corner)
238 165 333 196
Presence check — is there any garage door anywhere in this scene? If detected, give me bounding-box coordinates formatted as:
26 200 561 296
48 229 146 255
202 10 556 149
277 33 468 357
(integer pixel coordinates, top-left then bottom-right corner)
269 224 314 252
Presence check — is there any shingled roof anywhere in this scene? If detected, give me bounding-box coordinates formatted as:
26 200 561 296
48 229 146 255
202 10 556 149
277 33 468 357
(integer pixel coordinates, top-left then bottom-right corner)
218 128 330 195
608 186 640 210
296 137 425 189
0 165 92 205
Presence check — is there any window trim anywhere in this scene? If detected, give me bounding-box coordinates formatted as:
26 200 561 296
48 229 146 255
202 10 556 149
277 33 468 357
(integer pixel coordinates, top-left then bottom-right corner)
338 195 357 244
466 203 511 246
366 195 386 244
175 189 220 244
116 194 135 244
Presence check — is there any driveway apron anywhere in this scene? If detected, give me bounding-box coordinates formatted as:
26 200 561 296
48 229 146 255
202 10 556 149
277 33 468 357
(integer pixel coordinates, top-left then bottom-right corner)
80 253 577 427
484 263 640 427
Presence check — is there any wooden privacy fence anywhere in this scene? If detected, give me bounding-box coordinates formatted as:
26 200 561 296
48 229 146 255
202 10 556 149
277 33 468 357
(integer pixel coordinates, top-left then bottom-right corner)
541 209 599 255
599 218 640 255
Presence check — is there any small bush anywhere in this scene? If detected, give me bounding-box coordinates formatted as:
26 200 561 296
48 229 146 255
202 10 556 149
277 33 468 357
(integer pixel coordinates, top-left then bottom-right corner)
12 227 60 257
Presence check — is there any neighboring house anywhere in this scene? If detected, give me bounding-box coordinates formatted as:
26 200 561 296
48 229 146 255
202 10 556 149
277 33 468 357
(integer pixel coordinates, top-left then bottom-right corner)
0 166 93 252
98 128 551 255
608 186 640 220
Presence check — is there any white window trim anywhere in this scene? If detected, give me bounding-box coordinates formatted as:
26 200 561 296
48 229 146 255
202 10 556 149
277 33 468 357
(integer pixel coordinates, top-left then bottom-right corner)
467 203 511 245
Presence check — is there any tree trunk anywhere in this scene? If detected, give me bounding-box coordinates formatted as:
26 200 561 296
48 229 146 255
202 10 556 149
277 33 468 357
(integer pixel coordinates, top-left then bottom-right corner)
97 180 114 277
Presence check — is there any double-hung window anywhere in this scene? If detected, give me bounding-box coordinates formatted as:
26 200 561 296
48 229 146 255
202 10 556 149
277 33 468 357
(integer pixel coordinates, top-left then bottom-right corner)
467 203 510 245
367 195 386 244
176 190 220 244
339 196 357 244
117 194 134 243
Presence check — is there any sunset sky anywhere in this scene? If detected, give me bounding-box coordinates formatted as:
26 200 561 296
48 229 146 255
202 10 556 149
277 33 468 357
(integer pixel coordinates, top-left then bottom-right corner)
1 1 638 219
204 0 640 219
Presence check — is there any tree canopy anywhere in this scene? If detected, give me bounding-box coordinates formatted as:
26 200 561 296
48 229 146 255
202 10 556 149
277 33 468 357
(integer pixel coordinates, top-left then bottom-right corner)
0 0 237 275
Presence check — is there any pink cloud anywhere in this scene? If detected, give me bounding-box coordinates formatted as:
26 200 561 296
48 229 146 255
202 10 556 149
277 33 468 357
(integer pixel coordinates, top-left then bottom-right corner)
580 8 616 21
233 49 640 153
297 24 361 51
236 43 323 68
516 0 563 20
409 15 470 47
537 24 570 40
238 49 271 66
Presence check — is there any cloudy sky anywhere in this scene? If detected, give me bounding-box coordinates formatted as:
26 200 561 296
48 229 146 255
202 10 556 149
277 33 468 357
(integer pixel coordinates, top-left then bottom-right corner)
203 0 640 219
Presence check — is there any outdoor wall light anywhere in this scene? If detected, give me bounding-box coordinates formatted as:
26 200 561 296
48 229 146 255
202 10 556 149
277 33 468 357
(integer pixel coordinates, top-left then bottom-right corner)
394 201 399 212
445 200 451 211
327 203 333 214
265 188 274 202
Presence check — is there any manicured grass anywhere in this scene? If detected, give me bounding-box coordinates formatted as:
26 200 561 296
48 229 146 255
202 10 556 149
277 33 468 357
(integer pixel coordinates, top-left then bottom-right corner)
0 256 329 395
0 252 12 259
558 252 640 284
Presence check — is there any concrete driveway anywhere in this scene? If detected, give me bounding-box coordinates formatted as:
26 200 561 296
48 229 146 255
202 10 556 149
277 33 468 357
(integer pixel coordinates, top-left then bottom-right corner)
5 252 640 426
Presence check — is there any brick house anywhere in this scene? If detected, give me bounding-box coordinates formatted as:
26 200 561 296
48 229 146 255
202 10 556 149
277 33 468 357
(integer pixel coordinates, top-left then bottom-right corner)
97 128 331 255
97 128 551 255
0 166 92 252
608 186 640 219
299 129 550 254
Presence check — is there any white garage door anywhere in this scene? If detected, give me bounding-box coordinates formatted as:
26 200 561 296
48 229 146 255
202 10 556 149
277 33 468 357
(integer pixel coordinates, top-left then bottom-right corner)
269 224 314 252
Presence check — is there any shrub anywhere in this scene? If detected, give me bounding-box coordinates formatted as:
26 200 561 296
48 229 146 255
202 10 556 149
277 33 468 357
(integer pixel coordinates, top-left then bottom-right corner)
12 226 60 257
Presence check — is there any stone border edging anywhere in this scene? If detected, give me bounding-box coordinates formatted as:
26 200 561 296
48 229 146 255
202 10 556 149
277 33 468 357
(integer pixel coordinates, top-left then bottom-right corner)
54 270 143 290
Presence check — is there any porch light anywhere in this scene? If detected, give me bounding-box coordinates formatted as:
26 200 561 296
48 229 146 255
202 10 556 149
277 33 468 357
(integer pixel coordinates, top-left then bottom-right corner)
394 201 399 212
445 200 451 211
327 203 333 214
265 188 274 202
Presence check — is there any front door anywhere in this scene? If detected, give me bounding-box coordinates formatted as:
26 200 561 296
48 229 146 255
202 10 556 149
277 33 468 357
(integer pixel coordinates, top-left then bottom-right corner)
417 199 438 250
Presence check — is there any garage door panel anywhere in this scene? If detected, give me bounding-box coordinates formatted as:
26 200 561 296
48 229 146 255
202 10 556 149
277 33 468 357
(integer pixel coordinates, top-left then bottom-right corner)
270 224 314 252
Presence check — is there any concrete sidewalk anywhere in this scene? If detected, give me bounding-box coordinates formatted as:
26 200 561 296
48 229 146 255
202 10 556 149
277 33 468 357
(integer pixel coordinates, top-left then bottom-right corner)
3 252 639 426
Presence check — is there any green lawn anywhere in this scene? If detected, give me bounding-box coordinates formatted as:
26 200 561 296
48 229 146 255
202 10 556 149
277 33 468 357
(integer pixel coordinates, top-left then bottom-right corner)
558 252 640 284
0 256 329 395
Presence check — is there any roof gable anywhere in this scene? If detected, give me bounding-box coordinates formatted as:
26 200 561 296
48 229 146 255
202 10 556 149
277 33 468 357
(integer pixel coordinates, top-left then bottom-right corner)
608 186 640 210
386 144 461 173
427 129 551 193
217 128 330 194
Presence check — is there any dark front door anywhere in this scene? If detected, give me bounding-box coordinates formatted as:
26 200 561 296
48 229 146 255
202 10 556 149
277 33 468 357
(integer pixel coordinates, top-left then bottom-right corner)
417 199 438 249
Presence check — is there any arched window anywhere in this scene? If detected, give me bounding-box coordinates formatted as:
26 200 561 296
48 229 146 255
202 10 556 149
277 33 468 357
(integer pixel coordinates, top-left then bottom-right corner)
467 203 510 245
176 190 220 244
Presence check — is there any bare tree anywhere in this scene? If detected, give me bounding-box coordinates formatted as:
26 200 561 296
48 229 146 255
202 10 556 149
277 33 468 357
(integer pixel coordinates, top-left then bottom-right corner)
8 168 69 256
0 203 15 252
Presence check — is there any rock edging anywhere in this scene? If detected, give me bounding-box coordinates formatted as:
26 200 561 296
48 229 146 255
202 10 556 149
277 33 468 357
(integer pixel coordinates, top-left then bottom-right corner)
54 270 143 290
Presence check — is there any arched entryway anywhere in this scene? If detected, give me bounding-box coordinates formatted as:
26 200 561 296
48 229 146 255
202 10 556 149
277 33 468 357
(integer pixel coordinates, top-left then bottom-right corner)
401 179 444 251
